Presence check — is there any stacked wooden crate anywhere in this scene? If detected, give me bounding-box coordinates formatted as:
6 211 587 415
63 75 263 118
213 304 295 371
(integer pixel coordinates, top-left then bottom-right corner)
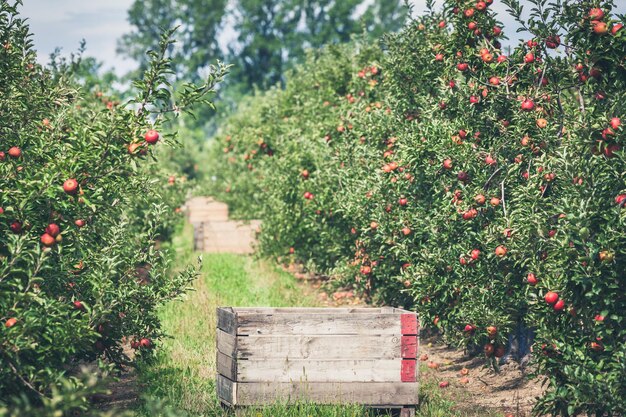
216 307 419 416
184 197 259 253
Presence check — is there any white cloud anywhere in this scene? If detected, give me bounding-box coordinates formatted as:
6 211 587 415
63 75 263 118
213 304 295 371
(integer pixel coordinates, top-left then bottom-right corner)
19 0 136 74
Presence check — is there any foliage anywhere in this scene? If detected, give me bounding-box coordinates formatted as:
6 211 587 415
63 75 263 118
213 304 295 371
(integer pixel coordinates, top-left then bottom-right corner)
118 0 408 91
0 1 227 413
204 1 626 415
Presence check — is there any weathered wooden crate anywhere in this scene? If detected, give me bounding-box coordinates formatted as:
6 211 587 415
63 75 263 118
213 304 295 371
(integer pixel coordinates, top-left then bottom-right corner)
185 197 230 223
216 307 419 415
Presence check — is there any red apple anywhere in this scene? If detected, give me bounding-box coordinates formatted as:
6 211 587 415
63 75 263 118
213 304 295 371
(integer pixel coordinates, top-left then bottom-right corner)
521 99 535 111
484 343 495 356
616 194 626 207
464 324 476 333
73 301 84 310
474 194 486 205
301 169 309 179
588 8 604 20
443 159 453 169
128 142 142 154
144 130 160 144
8 146 21 158
545 35 561 49
527 273 538 285
45 223 60 237
10 221 22 234
593 21 608 35
471 249 480 260
439 381 449 388
5 318 17 328
553 299 565 312
63 178 79 194
495 245 507 257
610 117 621 130
544 291 559 305
75 219 86 227
41 233 56 247
487 326 497 338
140 337 152 348
611 23 624 35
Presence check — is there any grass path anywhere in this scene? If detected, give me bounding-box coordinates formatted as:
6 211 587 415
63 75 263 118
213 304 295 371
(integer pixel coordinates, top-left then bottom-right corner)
134 223 500 417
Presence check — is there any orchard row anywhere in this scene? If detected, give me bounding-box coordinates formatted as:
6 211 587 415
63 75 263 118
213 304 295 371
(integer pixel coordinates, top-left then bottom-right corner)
206 1 625 415
1 4 226 413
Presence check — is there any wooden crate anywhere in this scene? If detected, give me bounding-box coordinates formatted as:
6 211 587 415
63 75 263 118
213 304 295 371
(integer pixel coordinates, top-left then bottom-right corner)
197 220 260 253
185 197 230 223
216 307 419 415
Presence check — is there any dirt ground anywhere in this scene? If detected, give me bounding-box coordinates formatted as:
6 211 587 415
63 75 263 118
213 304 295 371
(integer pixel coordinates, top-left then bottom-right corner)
417 335 545 417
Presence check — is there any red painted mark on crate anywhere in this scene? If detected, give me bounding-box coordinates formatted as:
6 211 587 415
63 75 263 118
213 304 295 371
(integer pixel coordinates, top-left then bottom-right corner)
401 335 418 359
401 359 417 382
401 313 418 335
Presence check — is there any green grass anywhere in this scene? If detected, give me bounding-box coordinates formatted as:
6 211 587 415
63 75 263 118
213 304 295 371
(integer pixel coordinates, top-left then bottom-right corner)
133 223 500 417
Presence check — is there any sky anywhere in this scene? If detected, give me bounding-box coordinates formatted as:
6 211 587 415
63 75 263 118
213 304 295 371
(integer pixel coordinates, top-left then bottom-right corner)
18 1 626 77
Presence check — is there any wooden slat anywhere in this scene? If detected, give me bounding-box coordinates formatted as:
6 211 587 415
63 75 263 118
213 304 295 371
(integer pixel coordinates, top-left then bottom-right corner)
217 374 236 405
234 381 419 406
401 360 416 383
217 329 237 357
401 314 418 335
217 307 237 334
236 313 402 335
231 307 389 314
401 336 417 359
235 358 402 382
217 351 237 380
226 334 401 360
